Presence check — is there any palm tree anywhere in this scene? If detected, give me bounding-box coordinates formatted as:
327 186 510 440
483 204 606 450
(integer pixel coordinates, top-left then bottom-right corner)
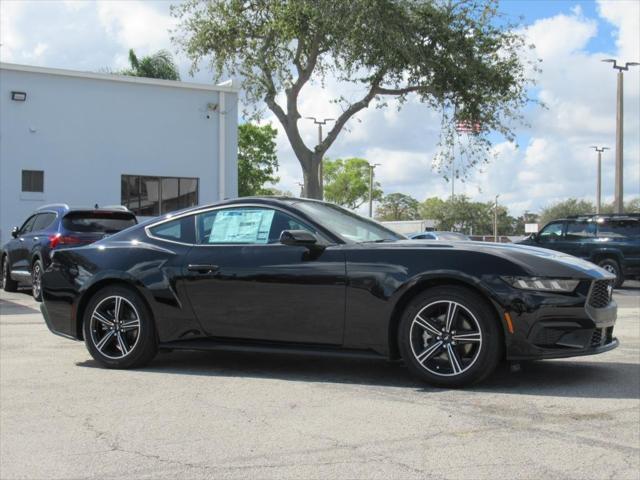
122 49 180 81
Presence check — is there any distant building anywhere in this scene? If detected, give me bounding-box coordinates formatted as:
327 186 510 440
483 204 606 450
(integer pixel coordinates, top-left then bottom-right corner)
0 63 238 243
381 219 436 235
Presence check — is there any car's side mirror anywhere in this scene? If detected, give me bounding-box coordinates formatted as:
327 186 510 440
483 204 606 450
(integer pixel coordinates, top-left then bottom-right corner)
531 232 540 242
11 227 19 238
279 230 319 247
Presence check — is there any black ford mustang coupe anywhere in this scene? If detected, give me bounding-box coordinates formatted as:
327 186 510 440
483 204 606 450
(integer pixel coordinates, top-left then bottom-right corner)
40 197 618 387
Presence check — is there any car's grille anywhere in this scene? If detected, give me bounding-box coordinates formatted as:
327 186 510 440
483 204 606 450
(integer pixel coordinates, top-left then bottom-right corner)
588 280 613 308
591 327 614 347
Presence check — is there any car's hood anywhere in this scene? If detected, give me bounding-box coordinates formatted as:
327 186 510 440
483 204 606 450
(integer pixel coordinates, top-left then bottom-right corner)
359 240 613 280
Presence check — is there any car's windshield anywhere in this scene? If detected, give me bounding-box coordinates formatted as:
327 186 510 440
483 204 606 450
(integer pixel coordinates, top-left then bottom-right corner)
293 201 405 243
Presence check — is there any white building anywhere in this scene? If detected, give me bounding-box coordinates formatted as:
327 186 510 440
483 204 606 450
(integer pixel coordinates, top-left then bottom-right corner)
0 63 238 244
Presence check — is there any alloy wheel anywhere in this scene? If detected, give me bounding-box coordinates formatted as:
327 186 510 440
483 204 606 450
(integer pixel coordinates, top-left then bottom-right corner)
602 264 617 275
89 296 141 360
409 300 483 377
32 264 42 299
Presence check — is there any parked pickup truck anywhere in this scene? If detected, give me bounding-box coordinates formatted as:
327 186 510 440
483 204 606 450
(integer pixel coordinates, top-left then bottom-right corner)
518 214 640 287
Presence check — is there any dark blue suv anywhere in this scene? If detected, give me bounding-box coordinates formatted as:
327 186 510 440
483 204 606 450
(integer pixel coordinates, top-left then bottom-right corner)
518 213 640 287
1 204 137 301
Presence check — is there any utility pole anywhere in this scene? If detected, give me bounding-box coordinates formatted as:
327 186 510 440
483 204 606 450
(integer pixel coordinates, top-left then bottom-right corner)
368 163 380 218
590 146 609 214
305 117 334 197
493 195 500 243
602 59 639 213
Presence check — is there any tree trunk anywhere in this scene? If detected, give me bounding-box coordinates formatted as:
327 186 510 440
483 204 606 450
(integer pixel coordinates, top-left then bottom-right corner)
302 153 324 200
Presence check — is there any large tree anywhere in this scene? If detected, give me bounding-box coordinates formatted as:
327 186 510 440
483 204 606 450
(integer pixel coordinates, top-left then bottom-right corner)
323 158 383 209
172 0 533 199
122 49 181 80
238 123 280 196
376 193 420 221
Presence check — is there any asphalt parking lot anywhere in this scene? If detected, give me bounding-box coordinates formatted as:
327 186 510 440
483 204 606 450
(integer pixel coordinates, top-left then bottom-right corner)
1 284 639 480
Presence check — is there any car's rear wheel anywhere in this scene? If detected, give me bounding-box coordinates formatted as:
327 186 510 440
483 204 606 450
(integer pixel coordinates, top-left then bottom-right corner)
597 258 623 288
31 259 43 302
398 286 502 388
1 256 18 292
83 286 157 369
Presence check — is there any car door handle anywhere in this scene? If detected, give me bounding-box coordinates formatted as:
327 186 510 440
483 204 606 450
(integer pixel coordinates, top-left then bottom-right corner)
187 264 220 274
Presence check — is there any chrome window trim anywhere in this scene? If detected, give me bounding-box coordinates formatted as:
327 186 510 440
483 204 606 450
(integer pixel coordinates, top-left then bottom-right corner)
144 203 333 247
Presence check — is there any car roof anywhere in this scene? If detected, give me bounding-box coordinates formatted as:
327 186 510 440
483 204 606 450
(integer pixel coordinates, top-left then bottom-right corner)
555 214 640 222
34 204 134 215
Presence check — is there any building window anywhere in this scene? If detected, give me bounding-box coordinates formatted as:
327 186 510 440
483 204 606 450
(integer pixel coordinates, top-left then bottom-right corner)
22 170 44 192
121 175 199 216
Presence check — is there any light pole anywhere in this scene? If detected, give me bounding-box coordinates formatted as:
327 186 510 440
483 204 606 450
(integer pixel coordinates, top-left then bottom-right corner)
590 146 609 214
305 117 335 195
601 59 639 213
493 194 500 243
368 163 380 218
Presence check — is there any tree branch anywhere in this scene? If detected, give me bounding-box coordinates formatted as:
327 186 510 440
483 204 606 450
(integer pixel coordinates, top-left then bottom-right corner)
286 31 322 122
317 76 384 155
374 85 422 95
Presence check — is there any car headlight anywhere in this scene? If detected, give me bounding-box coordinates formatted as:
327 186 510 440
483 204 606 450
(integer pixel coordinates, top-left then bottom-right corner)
502 276 579 293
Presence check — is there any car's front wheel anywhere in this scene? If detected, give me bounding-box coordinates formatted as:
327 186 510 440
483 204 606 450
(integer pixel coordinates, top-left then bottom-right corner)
83 286 158 369
398 286 503 388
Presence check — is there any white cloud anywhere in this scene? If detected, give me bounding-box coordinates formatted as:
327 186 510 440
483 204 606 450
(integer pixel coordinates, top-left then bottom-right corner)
97 1 176 67
597 0 640 61
525 13 597 60
0 1 26 62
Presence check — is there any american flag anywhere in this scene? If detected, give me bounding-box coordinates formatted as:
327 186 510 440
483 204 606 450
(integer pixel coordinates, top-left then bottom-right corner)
455 120 481 134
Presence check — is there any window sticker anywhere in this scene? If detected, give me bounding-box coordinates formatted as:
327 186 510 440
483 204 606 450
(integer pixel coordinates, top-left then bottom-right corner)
209 209 275 243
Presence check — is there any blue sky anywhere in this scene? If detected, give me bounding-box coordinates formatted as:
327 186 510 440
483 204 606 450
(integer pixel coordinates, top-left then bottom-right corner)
2 0 638 215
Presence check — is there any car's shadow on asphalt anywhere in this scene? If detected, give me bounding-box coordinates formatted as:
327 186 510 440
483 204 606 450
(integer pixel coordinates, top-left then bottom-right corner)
77 350 640 400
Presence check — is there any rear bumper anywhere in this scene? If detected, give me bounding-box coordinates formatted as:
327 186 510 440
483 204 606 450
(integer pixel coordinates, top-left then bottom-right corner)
40 302 80 341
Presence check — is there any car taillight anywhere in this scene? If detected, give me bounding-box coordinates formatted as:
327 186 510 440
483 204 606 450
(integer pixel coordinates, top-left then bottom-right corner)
49 234 82 249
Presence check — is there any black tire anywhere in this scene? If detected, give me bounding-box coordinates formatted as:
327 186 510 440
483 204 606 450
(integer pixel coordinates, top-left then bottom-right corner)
398 286 503 388
31 259 44 302
1 255 18 292
82 285 158 369
597 258 624 288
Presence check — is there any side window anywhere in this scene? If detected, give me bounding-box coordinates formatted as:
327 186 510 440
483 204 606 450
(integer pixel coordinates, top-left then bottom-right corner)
598 220 640 238
195 208 314 245
148 216 195 244
19 215 37 235
32 213 56 232
565 221 595 240
539 222 564 242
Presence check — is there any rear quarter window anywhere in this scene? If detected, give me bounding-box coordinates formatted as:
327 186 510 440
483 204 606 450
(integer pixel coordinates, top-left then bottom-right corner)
148 216 195 244
62 212 137 233
597 220 640 238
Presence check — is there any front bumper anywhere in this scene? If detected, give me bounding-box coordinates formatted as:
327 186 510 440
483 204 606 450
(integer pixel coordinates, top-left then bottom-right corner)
489 277 619 361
